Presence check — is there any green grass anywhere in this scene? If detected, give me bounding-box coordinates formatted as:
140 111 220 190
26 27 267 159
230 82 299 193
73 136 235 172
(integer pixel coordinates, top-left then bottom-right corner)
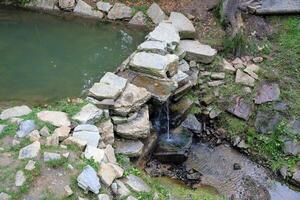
46 158 68 168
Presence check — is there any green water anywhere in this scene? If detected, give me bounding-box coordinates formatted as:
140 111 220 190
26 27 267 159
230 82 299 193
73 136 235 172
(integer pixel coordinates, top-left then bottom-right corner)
0 7 147 104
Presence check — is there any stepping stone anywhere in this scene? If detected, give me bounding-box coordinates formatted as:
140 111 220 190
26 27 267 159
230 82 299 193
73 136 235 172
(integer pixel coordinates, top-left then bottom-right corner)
89 72 128 100
73 103 103 124
129 52 179 78
77 165 101 194
0 105 32 120
18 141 41 159
169 12 196 39
84 145 106 164
107 3 132 20
147 2 166 24
16 120 36 138
96 1 112 13
44 152 61 162
179 40 217 64
115 106 150 139
15 170 26 187
137 41 168 55
147 22 180 48
122 174 150 193
74 0 104 18
129 11 147 26
227 97 252 121
235 69 255 87
254 82 280 104
73 124 100 147
37 111 70 127
115 139 144 157
114 83 151 116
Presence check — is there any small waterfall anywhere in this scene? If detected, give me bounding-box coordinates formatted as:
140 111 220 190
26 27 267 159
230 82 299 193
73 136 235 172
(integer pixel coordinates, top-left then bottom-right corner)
152 100 171 141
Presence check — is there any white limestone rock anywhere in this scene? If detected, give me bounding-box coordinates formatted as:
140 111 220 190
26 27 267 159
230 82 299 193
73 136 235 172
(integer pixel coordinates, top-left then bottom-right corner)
37 111 71 127
74 0 104 18
147 3 166 24
168 12 196 39
107 3 132 20
0 105 32 120
73 103 104 124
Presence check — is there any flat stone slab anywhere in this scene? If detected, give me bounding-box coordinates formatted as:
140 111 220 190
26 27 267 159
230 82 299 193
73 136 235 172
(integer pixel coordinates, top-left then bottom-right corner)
114 83 151 116
107 3 132 20
16 120 36 138
89 72 128 100
146 2 166 24
122 174 151 193
255 82 280 104
179 40 217 64
18 141 41 159
115 139 144 157
73 124 100 147
115 106 150 139
129 52 179 78
37 111 70 127
0 105 32 120
257 0 300 14
147 22 180 47
227 97 252 121
77 165 101 194
73 103 103 124
169 12 196 39
137 40 168 55
74 0 104 18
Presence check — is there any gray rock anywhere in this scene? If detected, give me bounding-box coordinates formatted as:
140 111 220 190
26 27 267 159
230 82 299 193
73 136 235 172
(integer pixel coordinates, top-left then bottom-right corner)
0 125 7 135
44 152 61 162
168 12 196 39
174 46 186 60
115 139 144 157
129 52 179 78
73 124 100 147
26 0 58 10
0 192 10 200
98 119 114 145
28 130 41 142
255 82 280 104
122 174 150 193
182 114 202 134
207 80 224 87
235 69 255 87
292 164 300 186
147 22 180 48
115 106 150 139
171 70 189 87
98 194 111 200
25 160 36 171
16 120 36 138
209 107 222 119
211 72 225 80
89 72 128 100
77 165 101 194
112 180 131 198
9 117 23 125
73 103 103 124
53 126 70 141
127 196 137 200
289 119 300 134
227 97 252 121
46 134 59 146
179 40 217 64
0 105 32 120
58 0 75 11
18 141 41 159
98 162 118 186
284 140 300 156
222 59 236 73
111 112 138 125
74 0 104 18
178 60 190 72
147 3 166 24
37 111 71 127
96 1 112 13
104 144 116 163
84 145 106 164
15 170 26 187
255 111 282 134
107 3 132 20
274 102 288 111
137 41 168 55
114 83 151 116
64 185 73 197
62 136 87 150
129 11 147 26
40 126 50 137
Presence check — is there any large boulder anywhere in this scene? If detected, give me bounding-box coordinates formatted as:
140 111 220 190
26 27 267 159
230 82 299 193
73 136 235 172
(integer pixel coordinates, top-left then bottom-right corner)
129 11 147 26
73 124 100 147
18 141 41 159
73 103 103 124
129 52 179 78
107 3 132 20
115 139 144 157
74 0 104 18
89 72 128 100
0 105 31 120
113 83 151 116
146 3 166 24
77 165 101 194
255 82 280 104
37 111 70 127
58 0 75 11
168 12 196 39
179 40 217 64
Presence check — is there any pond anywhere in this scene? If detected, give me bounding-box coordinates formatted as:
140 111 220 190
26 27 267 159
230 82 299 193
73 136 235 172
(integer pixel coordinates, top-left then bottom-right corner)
0 7 147 104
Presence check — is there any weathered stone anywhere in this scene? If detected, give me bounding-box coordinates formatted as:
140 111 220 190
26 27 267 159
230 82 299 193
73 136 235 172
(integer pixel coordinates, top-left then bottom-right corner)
74 0 104 18
253 57 263 63
169 12 196 39
179 40 217 64
37 111 71 127
0 192 10 200
274 102 288 111
244 67 258 79
129 52 179 78
28 130 40 142
137 41 168 55
40 126 50 137
209 108 222 119
89 72 128 100
174 46 186 60
255 82 280 104
115 106 150 139
44 152 61 162
284 140 300 156
171 70 189 87
147 22 180 48
147 3 166 24
84 145 106 164
292 164 300 186
26 0 57 10
25 160 36 171
98 162 117 186
64 185 73 197
15 170 26 187
73 124 100 147
87 97 115 109
16 120 36 138
235 69 255 87
77 165 101 194
58 0 75 11
0 105 31 120
115 139 144 157
107 3 132 20
108 163 124 178
222 59 236 73
53 126 71 142
129 11 147 26
227 97 252 121
96 1 112 13
111 113 138 125
289 119 300 134
62 136 87 150
18 141 40 159
170 98 194 127
211 72 225 80
98 194 110 200
178 59 190 72
122 174 150 193
182 114 202 134
255 111 282 134
98 119 114 145
46 134 59 146
104 144 117 163
112 180 131 198
73 103 103 124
